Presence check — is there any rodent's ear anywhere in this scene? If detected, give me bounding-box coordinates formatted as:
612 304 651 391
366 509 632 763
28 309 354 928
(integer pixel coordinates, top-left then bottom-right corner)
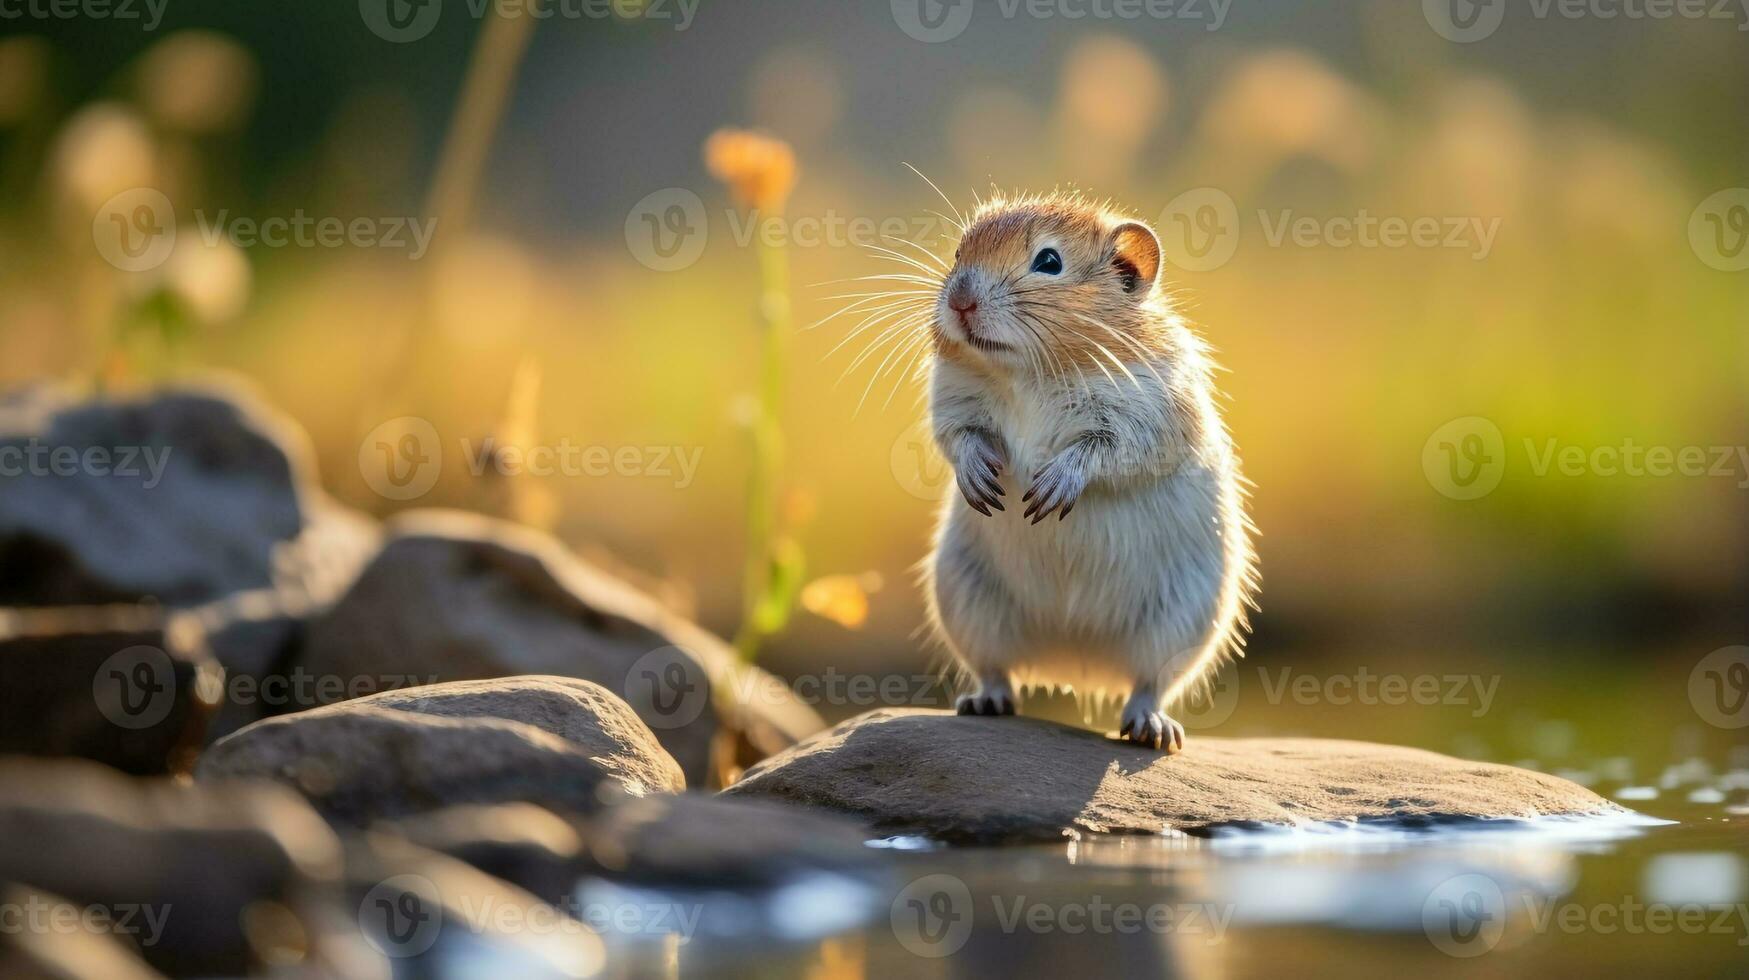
1110 222 1162 296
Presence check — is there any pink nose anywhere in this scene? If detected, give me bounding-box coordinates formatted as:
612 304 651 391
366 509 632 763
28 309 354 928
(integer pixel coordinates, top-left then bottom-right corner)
950 297 978 314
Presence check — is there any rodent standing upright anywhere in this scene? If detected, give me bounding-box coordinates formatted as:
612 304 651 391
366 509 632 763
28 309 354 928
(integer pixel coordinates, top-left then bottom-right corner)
922 192 1257 752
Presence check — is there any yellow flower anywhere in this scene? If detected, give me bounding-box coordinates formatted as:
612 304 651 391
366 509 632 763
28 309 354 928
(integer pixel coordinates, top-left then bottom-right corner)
704 128 796 212
800 572 883 630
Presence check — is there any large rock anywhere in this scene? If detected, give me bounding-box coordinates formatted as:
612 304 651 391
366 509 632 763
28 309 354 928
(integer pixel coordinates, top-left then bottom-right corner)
0 759 370 978
198 677 685 825
293 511 823 786
0 381 373 608
0 381 380 740
725 709 1633 843
0 607 221 774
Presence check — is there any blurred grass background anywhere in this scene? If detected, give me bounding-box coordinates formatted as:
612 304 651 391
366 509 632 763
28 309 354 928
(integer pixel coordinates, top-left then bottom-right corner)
2 1 1747 754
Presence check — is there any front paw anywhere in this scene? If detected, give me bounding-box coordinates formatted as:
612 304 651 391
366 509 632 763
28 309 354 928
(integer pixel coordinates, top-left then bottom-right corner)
956 689 1016 716
1022 454 1088 524
954 438 1007 517
1118 704 1185 753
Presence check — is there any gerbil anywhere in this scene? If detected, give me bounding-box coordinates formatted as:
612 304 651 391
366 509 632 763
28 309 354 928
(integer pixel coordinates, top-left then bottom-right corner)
920 192 1257 752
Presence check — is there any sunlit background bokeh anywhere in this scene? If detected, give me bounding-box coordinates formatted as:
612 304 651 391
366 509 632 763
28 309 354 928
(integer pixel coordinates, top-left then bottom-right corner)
3 0 1747 769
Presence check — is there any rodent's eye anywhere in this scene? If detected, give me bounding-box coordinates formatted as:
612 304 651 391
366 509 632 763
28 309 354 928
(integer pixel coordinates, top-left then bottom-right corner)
1030 248 1063 275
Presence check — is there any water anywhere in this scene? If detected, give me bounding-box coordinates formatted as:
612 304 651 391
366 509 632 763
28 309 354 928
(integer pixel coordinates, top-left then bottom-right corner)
578 750 1749 978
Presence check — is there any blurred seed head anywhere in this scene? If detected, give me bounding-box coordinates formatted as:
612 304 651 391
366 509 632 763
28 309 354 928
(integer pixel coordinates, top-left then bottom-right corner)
704 128 797 212
165 234 252 324
1200 50 1379 181
136 31 258 133
1056 35 1167 186
50 102 157 216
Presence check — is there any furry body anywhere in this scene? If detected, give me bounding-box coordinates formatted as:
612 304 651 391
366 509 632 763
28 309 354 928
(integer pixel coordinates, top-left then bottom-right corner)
919 193 1257 750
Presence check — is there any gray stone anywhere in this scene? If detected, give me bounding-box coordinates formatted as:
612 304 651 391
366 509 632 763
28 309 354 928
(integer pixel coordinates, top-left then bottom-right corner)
0 759 361 977
198 677 685 825
725 709 1634 843
0 608 220 774
0 381 372 608
293 510 822 786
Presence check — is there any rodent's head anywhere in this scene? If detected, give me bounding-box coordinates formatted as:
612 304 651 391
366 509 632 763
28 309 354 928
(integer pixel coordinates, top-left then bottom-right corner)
935 193 1168 373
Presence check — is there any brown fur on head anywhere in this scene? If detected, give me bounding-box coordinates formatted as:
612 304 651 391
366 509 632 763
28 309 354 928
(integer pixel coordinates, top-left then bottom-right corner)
934 192 1170 374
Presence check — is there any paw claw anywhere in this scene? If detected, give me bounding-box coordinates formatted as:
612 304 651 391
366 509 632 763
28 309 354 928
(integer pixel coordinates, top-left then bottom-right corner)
1117 707 1185 754
955 691 1016 716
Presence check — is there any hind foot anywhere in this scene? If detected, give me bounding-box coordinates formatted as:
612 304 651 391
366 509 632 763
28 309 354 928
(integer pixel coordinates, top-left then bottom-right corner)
1118 688 1184 753
955 673 1016 716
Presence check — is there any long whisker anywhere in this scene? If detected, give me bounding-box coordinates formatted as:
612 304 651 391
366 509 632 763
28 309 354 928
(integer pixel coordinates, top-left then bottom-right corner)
880 235 950 273
861 242 947 280
903 162 965 229
857 324 931 414
824 300 933 357
807 292 931 334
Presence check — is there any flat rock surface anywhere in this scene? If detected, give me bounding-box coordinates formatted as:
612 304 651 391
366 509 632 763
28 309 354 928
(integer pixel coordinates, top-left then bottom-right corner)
198 676 684 824
725 709 1630 843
